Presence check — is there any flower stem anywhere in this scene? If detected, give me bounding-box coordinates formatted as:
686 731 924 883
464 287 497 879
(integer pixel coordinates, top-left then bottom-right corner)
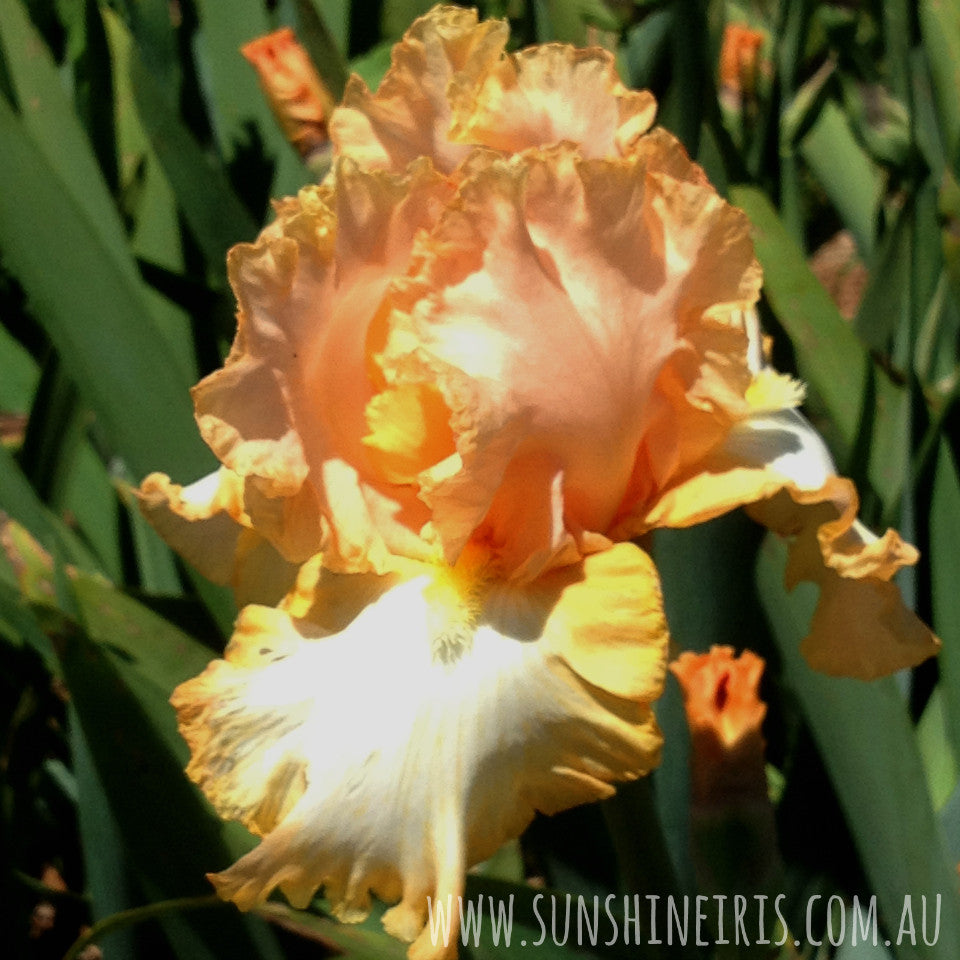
62 895 223 960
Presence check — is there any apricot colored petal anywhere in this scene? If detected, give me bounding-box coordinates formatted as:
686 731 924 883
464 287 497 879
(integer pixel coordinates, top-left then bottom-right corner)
173 556 665 957
751 478 938 679
378 144 759 575
191 201 325 563
193 164 452 572
632 407 938 678
631 409 836 533
363 382 456 485
330 6 508 174
488 542 669 701
449 44 656 158
420 446 582 582
799 570 938 679
138 470 298 607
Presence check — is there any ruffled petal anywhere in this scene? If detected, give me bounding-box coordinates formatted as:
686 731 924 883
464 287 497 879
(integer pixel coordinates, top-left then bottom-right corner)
487 542 668 701
331 7 657 176
190 194 328 562
191 162 453 573
799 571 937 679
138 470 299 607
374 143 760 576
172 542 666 957
633 404 938 678
630 408 833 532
750 477 938 679
448 44 657 158
330 6 509 174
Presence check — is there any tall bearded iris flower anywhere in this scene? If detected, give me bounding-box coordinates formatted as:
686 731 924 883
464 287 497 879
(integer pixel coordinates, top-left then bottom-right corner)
139 5 938 956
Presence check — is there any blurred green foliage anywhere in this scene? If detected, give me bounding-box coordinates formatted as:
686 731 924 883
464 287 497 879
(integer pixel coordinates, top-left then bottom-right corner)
2 0 960 957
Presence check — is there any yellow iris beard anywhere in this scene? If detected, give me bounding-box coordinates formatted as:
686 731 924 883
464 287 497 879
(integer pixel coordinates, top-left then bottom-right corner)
423 543 491 662
744 368 806 413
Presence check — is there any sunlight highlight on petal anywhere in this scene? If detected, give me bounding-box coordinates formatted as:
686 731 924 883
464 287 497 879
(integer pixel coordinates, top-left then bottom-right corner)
173 548 666 955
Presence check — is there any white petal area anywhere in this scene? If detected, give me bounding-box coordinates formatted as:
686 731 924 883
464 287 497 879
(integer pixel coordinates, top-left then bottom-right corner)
743 306 765 375
173 569 662 958
720 409 900 579
634 407 836 533
724 408 835 492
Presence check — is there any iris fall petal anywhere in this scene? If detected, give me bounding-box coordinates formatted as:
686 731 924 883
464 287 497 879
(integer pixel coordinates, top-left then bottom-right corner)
649 402 939 677
138 469 299 607
172 542 666 957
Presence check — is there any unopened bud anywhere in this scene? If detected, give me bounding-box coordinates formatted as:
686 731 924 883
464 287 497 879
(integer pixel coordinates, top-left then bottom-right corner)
719 23 765 107
242 28 335 164
671 646 781 900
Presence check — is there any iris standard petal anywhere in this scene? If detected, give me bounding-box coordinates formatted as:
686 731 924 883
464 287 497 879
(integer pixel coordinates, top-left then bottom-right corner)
447 42 657 158
372 143 760 576
180 161 454 575
330 5 509 174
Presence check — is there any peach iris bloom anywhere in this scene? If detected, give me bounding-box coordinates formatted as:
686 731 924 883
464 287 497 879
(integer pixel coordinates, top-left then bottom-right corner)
144 4 936 676
175 543 666 959
139 5 937 956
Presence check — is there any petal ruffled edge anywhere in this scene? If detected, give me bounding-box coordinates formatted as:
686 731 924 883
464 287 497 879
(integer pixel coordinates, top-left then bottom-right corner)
373 141 761 579
138 469 299 607
330 5 509 174
448 42 657 158
190 164 456 575
627 403 939 679
749 478 939 679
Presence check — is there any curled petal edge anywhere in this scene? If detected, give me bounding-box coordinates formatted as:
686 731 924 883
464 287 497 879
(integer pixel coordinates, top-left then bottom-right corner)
632 408 939 679
138 470 299 607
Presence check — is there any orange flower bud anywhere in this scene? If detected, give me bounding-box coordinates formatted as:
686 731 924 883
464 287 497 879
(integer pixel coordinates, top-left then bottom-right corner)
671 645 768 806
719 23 764 101
672 647 781 899
809 230 868 321
241 28 335 160
39 864 68 892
